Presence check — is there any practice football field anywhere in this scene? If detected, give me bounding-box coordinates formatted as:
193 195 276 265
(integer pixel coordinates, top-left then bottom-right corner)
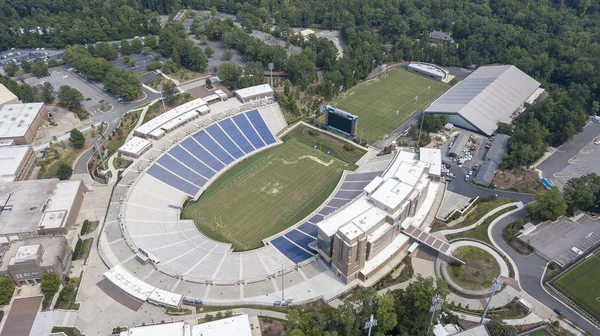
331 67 449 144
552 249 600 318
181 125 365 251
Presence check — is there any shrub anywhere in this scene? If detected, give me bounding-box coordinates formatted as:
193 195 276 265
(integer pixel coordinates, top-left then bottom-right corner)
41 273 61 297
80 220 89 236
0 277 14 304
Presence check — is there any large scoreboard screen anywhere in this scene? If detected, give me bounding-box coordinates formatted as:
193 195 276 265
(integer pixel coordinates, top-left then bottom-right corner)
324 106 358 137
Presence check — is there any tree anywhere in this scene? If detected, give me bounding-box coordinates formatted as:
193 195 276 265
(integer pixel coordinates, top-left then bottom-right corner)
239 62 264 88
285 51 317 88
146 61 162 71
40 82 55 103
218 62 240 89
128 58 136 67
69 128 86 149
0 277 14 304
40 273 61 297
48 59 59 67
131 38 144 53
145 35 157 49
162 60 179 74
142 47 152 55
19 84 36 103
222 49 234 60
162 82 178 105
185 46 208 72
199 35 209 44
56 162 73 180
120 39 133 55
94 42 119 60
103 67 141 101
563 174 600 213
205 78 212 88
526 187 567 221
4 62 19 77
31 59 48 76
486 316 518 336
79 57 111 80
20 60 31 73
58 85 84 111
393 276 448 335
204 46 214 58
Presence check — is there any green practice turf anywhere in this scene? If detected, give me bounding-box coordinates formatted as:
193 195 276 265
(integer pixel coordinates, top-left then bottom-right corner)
181 125 365 251
331 67 449 144
553 249 600 318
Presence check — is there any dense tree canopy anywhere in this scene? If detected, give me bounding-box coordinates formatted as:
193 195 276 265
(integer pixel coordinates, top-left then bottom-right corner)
563 173 600 214
59 85 84 111
526 187 567 221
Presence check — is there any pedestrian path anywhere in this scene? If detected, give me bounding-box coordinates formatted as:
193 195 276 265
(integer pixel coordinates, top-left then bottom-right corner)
437 202 523 236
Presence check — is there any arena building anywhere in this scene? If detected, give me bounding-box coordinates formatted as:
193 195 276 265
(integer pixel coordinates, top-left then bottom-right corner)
0 145 37 182
317 149 442 283
0 102 46 144
407 63 450 82
0 179 85 242
423 65 540 136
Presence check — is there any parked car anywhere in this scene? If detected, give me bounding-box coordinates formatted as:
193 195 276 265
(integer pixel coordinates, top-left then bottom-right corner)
85 97 92 101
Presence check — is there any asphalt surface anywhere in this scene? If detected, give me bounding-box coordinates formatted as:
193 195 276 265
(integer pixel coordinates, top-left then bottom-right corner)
446 165 535 203
539 122 600 177
492 210 600 335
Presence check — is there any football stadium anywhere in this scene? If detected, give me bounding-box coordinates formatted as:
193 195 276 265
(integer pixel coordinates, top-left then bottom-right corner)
100 84 444 308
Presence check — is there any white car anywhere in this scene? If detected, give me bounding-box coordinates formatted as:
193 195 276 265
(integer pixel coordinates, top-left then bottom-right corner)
595 140 600 145
468 170 473 176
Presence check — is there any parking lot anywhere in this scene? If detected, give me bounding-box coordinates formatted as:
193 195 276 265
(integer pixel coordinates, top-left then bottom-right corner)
110 54 157 74
522 215 600 266
201 40 246 73
25 66 122 114
438 130 490 182
0 48 63 71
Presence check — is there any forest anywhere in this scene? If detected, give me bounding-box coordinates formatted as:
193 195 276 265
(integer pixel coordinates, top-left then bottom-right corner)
2 0 600 165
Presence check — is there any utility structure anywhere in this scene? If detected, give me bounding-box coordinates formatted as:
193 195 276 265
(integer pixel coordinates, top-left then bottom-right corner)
480 277 503 324
364 314 378 336
426 294 443 335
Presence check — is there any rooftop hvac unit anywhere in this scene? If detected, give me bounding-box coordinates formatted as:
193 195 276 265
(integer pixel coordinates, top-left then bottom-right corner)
58 213 63 218
23 114 28 117
10 117 16 121
49 214 55 219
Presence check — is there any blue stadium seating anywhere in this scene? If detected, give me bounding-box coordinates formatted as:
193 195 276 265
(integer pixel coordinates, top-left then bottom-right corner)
334 190 363 199
147 165 200 196
246 110 276 144
340 181 371 190
308 214 324 223
232 114 265 149
284 230 317 253
193 131 235 164
271 236 313 264
158 155 207 187
219 119 255 154
318 206 337 216
169 146 216 179
205 124 244 159
327 198 350 208
345 171 382 182
180 138 225 171
297 222 318 237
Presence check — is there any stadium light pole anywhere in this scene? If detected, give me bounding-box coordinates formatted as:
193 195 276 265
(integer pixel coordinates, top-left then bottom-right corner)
426 294 443 336
416 110 426 153
480 277 503 324
281 264 284 301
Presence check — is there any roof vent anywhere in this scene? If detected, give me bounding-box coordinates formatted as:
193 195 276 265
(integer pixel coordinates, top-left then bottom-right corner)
58 213 63 218
29 206 37 211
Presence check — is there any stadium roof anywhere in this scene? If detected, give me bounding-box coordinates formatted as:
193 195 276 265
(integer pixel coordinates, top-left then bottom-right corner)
0 103 44 138
135 98 207 137
118 136 151 156
235 84 273 100
424 65 540 135
0 145 31 182
0 84 18 107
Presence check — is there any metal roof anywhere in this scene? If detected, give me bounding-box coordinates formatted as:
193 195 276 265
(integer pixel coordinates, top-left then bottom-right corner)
473 161 498 186
485 134 510 165
449 132 470 157
424 65 540 135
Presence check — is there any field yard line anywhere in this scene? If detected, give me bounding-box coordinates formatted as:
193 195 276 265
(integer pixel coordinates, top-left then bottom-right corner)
273 155 334 166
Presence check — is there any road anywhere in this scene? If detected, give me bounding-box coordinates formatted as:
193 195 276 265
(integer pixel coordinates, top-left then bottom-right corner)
491 210 600 335
72 86 160 174
446 165 535 204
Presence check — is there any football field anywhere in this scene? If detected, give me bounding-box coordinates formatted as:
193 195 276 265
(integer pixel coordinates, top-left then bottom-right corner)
181 126 365 251
552 249 600 318
331 67 449 144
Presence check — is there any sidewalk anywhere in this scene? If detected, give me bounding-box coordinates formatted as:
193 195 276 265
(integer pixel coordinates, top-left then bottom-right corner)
437 202 523 236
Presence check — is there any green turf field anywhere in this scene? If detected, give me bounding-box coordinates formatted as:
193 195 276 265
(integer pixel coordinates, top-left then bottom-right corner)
331 67 450 144
552 249 600 318
181 125 366 251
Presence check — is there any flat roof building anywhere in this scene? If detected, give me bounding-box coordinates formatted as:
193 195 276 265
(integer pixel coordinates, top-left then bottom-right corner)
0 235 72 286
134 98 208 140
407 63 449 81
317 149 441 283
118 136 152 159
235 84 274 103
0 145 37 182
0 103 46 144
0 179 85 242
118 315 252 336
424 65 540 136
0 84 18 108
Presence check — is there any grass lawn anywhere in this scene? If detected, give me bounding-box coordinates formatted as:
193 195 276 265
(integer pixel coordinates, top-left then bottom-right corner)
448 198 517 230
449 246 500 290
446 205 518 243
181 125 365 251
331 67 449 144
553 249 600 319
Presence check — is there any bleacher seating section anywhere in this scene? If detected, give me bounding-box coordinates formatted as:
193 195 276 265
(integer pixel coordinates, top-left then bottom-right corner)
144 108 383 265
147 110 276 196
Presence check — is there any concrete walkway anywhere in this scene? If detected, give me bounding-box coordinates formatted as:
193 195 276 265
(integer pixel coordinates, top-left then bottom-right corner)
447 241 509 277
438 202 523 236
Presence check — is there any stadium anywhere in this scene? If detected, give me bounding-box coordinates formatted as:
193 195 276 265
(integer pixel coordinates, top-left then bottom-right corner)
100 86 443 309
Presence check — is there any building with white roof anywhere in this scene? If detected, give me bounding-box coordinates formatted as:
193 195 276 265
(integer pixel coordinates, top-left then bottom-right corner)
234 84 274 103
134 98 208 140
119 315 252 336
0 145 37 182
317 149 441 283
0 179 85 242
0 84 18 108
407 63 450 81
118 136 152 159
424 65 540 136
0 102 46 144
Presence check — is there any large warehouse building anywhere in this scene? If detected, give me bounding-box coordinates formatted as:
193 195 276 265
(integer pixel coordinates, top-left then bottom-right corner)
423 65 540 136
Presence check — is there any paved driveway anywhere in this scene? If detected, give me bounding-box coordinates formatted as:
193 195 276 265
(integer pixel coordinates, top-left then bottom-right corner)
0 296 42 336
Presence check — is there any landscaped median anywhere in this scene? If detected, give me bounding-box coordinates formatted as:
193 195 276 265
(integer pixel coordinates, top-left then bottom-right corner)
446 204 519 244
